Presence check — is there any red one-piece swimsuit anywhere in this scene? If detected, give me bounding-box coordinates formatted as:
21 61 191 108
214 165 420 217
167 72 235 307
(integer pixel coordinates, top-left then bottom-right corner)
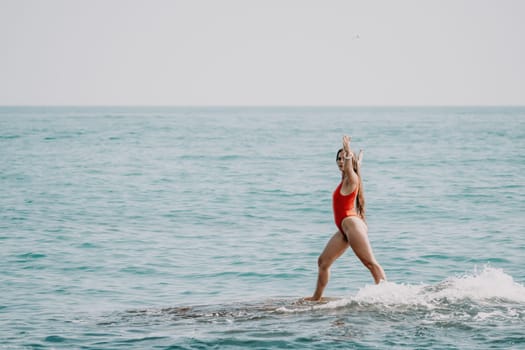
332 181 358 238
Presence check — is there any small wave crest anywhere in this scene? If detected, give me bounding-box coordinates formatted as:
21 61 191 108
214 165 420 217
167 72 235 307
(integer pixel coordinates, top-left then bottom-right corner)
281 266 525 324
277 266 524 317
351 266 525 307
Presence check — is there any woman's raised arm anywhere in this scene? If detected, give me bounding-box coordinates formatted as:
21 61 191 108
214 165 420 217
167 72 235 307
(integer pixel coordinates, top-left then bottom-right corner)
342 135 359 189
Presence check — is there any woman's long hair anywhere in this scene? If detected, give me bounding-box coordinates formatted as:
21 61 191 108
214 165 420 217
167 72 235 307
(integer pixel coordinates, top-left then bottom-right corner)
337 149 366 222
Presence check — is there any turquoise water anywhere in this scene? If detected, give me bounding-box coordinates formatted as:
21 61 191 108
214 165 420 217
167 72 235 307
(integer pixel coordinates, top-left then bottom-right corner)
1 106 524 349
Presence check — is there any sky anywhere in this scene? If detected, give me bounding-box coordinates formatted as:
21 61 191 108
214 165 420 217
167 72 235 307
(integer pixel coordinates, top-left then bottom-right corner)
1 0 524 106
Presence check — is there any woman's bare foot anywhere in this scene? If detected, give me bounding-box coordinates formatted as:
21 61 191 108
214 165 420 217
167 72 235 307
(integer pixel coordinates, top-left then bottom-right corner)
302 296 321 302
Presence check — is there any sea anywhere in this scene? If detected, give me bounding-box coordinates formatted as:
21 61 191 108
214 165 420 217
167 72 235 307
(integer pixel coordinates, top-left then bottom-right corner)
1 106 524 349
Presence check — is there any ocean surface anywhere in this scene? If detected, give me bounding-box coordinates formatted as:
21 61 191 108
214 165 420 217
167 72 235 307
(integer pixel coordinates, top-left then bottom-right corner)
1 106 524 349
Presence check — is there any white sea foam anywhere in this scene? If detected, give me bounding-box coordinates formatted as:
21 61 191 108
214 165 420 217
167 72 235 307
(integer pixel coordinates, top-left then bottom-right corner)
351 266 525 306
435 266 525 303
352 280 427 307
298 266 525 314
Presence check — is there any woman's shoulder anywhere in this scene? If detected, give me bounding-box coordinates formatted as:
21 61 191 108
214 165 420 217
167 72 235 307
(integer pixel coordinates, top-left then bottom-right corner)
340 177 358 195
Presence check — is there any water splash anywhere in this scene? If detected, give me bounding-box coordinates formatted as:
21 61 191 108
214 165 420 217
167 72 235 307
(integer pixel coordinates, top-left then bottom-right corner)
351 266 525 307
279 266 523 327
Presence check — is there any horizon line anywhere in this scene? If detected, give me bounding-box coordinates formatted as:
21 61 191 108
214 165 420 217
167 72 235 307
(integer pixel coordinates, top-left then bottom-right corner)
1 104 525 108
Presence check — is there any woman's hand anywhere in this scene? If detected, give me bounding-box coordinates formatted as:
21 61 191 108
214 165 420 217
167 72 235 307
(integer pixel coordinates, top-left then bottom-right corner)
357 149 363 166
342 135 352 159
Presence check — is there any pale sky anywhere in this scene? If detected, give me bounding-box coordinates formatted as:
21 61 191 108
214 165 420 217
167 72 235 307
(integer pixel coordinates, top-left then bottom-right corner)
1 0 524 106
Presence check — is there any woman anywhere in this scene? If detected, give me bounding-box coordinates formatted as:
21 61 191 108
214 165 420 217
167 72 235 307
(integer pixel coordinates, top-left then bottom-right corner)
305 136 386 301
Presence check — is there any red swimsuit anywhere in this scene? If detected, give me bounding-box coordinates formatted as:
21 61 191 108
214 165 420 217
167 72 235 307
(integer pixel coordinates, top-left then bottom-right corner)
332 182 359 237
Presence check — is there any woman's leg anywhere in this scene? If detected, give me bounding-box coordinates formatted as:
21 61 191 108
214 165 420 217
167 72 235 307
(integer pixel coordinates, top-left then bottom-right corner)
342 217 386 284
306 231 349 301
